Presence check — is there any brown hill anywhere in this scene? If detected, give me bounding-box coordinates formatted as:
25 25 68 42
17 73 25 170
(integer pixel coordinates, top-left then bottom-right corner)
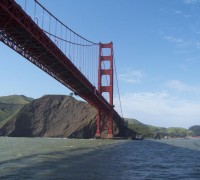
0 95 129 138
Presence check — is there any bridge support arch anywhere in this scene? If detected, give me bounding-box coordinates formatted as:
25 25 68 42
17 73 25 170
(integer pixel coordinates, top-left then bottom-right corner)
95 42 114 139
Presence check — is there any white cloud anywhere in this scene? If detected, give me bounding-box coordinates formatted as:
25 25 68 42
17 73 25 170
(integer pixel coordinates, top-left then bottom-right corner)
195 31 200 35
179 64 188 71
163 35 184 44
162 35 193 49
119 70 143 83
166 80 200 92
174 10 182 14
184 14 192 18
114 91 200 128
159 8 168 13
184 0 200 4
195 42 200 49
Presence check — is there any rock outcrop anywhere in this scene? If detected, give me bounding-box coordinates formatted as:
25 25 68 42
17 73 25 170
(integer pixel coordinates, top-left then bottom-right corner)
1 95 97 138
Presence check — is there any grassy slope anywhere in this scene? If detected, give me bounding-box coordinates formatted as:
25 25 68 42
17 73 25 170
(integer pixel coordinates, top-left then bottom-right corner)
126 118 192 138
0 95 33 104
0 95 33 127
125 118 154 137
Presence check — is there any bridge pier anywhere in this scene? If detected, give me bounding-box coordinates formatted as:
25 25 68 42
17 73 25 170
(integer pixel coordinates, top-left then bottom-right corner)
108 110 113 138
95 109 113 139
95 110 101 138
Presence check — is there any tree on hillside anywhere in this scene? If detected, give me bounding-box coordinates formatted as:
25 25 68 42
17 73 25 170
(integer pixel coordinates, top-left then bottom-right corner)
189 125 200 136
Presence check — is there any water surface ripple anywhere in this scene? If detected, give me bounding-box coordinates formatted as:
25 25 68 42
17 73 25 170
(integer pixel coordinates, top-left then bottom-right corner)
0 137 200 179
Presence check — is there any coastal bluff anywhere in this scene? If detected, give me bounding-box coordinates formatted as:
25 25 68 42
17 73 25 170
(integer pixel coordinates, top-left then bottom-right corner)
0 95 134 138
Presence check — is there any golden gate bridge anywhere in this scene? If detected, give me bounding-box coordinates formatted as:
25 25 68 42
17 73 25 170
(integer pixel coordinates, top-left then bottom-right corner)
0 0 124 138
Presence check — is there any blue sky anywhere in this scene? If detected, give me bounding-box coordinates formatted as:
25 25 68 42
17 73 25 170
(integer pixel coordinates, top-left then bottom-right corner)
1 0 200 128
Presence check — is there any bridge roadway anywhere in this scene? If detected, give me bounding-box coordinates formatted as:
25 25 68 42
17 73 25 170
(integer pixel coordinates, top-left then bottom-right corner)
0 0 125 136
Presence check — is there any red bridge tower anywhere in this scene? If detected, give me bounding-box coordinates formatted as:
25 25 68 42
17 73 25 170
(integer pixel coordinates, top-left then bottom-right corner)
95 42 114 138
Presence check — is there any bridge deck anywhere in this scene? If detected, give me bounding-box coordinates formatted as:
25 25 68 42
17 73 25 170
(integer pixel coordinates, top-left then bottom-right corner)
0 0 125 134
0 0 111 112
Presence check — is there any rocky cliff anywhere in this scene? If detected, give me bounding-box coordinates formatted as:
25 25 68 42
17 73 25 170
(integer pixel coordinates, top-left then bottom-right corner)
0 95 130 138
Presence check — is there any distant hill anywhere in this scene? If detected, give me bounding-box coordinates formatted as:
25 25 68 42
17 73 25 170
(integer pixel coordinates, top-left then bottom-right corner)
0 95 33 104
0 95 33 127
125 118 154 137
126 118 193 138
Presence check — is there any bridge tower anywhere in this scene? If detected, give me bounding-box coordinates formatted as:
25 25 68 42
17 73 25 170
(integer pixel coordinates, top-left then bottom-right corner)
95 42 114 138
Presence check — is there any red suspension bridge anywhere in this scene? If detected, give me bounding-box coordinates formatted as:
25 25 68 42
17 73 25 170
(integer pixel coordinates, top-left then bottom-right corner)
0 0 125 138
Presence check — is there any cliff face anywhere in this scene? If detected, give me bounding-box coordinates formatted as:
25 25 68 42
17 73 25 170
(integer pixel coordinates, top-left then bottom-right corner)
1 95 98 138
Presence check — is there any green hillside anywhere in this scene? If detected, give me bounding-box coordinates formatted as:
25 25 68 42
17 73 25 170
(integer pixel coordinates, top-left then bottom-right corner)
0 95 33 104
0 95 33 127
126 118 193 138
125 118 154 138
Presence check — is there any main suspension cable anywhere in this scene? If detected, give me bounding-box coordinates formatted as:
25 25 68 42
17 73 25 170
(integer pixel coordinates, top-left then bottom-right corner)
34 0 98 45
113 51 123 118
43 30 98 46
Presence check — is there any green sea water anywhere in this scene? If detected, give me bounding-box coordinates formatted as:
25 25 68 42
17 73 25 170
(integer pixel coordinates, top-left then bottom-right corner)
0 137 200 179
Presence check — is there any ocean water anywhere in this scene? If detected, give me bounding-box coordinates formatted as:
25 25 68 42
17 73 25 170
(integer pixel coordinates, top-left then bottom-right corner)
0 137 200 179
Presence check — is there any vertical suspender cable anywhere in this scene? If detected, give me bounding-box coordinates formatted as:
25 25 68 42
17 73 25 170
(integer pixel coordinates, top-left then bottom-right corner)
34 0 36 19
42 8 44 29
77 36 79 69
60 23 62 51
65 28 67 55
54 20 57 43
24 0 27 11
49 14 51 39
69 30 71 59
